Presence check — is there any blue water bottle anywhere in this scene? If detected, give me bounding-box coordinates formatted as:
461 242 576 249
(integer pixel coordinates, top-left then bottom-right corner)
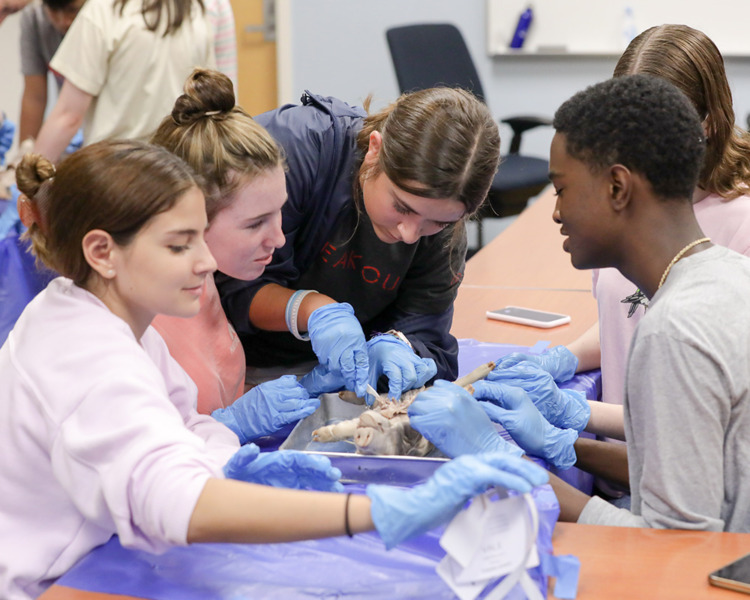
510 6 533 49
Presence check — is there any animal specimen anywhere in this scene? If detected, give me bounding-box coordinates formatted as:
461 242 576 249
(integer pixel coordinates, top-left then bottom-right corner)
311 362 495 456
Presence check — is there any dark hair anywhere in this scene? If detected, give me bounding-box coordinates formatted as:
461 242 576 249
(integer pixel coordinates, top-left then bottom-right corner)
16 140 201 286
113 0 204 36
614 24 750 198
42 0 80 10
151 68 284 221
356 87 500 217
553 74 705 200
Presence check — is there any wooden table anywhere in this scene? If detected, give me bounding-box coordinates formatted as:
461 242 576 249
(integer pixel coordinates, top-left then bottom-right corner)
40 523 750 600
452 186 598 347
550 522 750 599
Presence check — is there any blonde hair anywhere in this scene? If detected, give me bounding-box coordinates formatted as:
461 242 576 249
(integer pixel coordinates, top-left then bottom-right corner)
615 24 750 199
16 140 200 286
151 68 284 222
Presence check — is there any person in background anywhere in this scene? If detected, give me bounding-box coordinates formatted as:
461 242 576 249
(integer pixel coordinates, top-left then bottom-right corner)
218 87 501 401
151 68 319 449
0 0 30 23
0 138 547 599
18 0 85 145
33 0 214 162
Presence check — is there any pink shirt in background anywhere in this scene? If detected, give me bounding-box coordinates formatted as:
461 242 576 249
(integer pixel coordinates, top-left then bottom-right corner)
205 0 237 91
153 276 246 414
595 192 750 406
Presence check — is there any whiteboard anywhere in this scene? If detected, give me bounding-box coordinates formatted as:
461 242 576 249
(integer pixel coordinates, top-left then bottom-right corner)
487 0 750 57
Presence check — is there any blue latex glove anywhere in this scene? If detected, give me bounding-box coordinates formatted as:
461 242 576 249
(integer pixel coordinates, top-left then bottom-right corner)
308 303 368 398
212 375 319 444
407 379 524 458
367 452 548 549
223 444 344 492
367 335 436 401
484 361 590 432
298 363 346 397
494 346 579 383
64 129 84 156
0 115 14 165
472 381 578 469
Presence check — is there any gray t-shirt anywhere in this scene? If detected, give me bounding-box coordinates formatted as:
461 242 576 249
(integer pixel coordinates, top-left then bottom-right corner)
20 3 64 87
579 245 750 532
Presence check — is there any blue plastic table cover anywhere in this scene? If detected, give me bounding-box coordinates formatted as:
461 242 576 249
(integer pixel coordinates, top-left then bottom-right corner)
57 484 560 600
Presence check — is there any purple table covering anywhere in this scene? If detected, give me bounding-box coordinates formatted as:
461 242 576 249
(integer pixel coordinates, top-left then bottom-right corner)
57 484 560 600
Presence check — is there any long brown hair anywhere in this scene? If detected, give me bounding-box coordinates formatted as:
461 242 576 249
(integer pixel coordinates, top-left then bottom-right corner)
615 24 750 199
113 0 204 36
151 68 284 222
16 140 201 286
356 87 500 217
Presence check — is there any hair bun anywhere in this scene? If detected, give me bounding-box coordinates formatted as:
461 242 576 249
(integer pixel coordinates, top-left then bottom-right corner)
15 153 55 199
171 68 236 125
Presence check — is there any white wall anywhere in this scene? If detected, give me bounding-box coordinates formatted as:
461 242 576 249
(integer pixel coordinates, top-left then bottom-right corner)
287 0 750 160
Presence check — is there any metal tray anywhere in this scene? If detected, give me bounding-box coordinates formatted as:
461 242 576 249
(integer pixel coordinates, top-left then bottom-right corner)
280 393 448 486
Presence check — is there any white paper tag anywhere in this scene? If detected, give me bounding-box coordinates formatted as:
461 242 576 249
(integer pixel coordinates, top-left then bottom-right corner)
438 491 539 599
437 554 492 600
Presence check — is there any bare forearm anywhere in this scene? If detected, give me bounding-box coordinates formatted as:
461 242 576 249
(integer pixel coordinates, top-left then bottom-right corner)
573 437 629 488
188 479 374 544
248 283 335 332
19 76 48 143
566 321 601 372
584 401 625 440
34 106 82 162
34 80 90 163
547 471 591 522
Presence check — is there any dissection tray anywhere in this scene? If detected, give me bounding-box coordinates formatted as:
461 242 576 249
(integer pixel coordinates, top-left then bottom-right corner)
279 392 448 486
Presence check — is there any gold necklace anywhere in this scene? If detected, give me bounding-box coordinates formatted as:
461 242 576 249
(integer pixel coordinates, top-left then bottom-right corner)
657 237 711 290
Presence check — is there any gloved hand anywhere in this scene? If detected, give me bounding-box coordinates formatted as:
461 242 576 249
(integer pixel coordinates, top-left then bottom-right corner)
212 375 319 444
367 452 548 549
367 334 436 402
223 443 344 492
472 381 578 469
0 115 14 166
64 129 84 156
298 363 346 397
483 361 590 432
308 303 369 398
494 346 579 383
407 379 524 458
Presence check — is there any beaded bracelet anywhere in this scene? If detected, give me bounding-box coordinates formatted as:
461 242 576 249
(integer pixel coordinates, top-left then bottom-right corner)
284 289 317 341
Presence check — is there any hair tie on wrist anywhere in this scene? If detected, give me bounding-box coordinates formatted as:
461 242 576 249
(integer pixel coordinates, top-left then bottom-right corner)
344 493 353 538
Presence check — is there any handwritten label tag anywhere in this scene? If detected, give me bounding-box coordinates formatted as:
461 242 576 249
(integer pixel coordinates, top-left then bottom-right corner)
438 491 538 600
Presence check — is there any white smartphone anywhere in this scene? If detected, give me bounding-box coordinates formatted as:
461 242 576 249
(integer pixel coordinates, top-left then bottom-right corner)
709 553 750 594
486 305 571 329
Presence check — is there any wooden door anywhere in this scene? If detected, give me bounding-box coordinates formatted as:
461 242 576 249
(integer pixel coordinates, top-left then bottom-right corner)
231 0 279 115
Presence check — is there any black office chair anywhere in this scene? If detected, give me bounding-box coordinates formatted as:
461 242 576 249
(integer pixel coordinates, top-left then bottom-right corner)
386 23 551 249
